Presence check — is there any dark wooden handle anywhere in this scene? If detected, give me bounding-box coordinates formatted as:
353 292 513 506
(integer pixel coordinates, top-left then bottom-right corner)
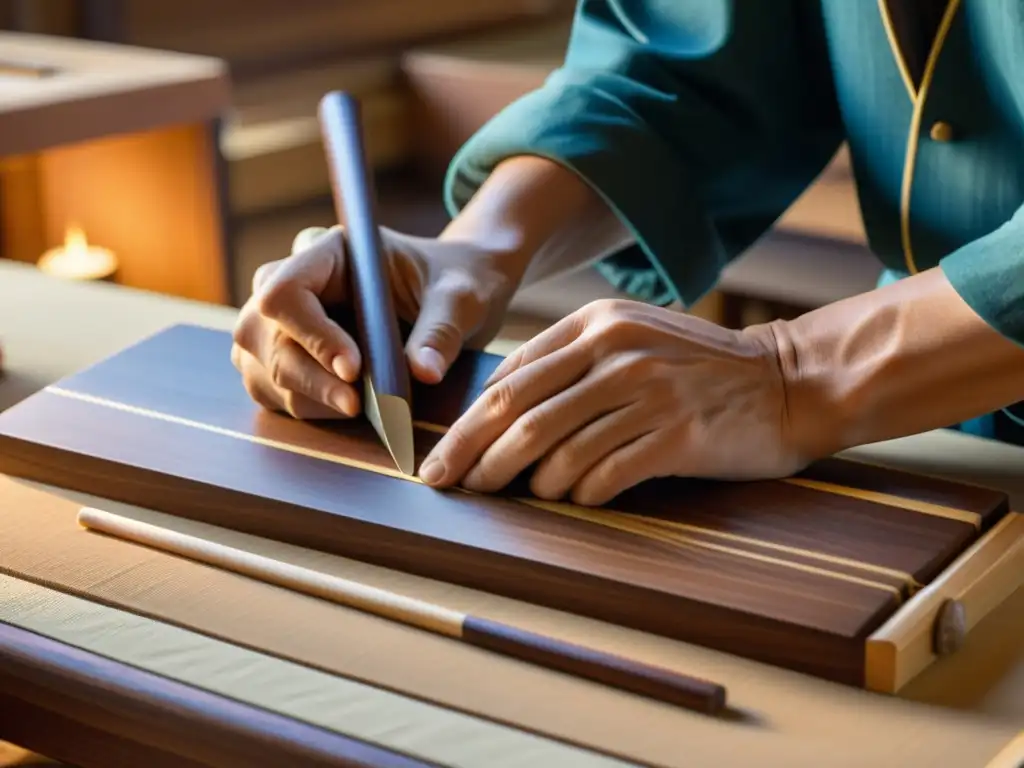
461 616 727 715
318 90 410 402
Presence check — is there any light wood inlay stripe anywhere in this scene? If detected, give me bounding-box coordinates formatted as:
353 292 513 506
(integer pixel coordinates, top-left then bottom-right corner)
43 386 931 595
526 499 919 594
783 477 981 529
525 499 905 601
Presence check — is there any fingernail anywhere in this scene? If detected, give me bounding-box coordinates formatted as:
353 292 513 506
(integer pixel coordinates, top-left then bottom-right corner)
419 458 444 485
416 347 446 381
332 354 357 382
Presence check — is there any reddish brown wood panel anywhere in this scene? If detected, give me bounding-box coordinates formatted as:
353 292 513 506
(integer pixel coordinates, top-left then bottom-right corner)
0 622 435 767
0 325 1008 687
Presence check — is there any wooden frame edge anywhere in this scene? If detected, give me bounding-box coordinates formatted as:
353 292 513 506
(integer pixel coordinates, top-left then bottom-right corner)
985 731 1024 768
864 511 1024 693
0 621 434 768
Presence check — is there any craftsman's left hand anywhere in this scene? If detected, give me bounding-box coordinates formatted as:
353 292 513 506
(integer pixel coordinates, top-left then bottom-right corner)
418 299 806 505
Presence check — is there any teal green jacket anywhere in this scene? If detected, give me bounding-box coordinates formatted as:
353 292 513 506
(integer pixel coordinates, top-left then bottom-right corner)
443 0 1024 444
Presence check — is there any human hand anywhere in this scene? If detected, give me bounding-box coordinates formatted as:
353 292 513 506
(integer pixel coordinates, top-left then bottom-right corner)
418 299 807 505
231 225 522 419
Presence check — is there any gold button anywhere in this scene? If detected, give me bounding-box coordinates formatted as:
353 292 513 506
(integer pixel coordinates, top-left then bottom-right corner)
929 120 954 142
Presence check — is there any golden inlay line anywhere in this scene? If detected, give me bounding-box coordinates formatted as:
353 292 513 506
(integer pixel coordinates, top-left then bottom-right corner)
46 386 915 596
783 477 981 529
419 420 980 530
527 498 919 593
524 498 905 602
46 386 413 481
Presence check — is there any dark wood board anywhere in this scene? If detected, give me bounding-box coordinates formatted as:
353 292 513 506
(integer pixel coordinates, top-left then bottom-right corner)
0 324 1008 686
0 621 435 768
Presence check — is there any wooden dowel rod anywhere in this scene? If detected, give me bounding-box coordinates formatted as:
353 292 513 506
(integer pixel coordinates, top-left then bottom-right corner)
77 506 727 715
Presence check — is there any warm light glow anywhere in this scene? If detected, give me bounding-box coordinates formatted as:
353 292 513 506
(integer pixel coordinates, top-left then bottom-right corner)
64 225 89 253
38 225 118 281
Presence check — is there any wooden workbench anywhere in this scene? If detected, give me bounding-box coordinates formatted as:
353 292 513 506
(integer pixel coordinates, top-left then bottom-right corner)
0 260 1021 767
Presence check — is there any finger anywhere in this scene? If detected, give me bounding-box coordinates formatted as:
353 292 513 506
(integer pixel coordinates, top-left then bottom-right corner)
256 229 361 382
571 430 668 506
252 260 283 293
404 275 481 384
291 226 332 256
418 340 591 487
483 311 586 389
264 335 360 417
528 400 657 500
235 346 347 420
460 370 635 494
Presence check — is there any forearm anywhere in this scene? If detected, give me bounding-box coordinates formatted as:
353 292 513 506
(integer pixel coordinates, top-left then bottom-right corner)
439 155 633 286
770 267 1024 457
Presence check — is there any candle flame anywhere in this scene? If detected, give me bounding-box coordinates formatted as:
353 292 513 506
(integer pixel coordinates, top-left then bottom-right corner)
37 224 117 281
64 225 89 255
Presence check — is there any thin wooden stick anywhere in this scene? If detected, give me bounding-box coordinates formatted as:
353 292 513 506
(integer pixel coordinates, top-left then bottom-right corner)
77 506 727 715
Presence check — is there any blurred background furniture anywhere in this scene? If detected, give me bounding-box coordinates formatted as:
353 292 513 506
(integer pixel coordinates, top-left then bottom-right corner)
0 29 231 302
0 0 884 327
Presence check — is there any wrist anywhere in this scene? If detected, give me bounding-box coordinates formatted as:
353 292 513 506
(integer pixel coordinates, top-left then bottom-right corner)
766 267 1024 456
759 317 850 463
438 154 626 285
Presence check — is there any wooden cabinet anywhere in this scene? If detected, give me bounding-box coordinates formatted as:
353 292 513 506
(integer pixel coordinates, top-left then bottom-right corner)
0 33 234 304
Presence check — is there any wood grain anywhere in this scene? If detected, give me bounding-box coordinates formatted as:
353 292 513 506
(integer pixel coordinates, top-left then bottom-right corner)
0 622 436 768
0 324 1009 687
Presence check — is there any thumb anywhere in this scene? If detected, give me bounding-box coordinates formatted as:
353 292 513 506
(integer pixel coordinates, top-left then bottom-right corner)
405 281 477 384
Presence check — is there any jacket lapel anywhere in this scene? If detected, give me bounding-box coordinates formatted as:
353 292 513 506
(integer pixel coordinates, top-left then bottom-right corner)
878 0 952 95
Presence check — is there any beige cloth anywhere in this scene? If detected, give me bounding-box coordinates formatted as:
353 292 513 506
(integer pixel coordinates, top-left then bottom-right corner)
1 261 1023 767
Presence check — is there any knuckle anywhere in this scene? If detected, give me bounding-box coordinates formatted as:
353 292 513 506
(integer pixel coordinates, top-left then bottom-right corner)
280 390 303 419
231 310 260 354
252 260 281 291
512 410 545 449
291 226 334 255
482 382 516 421
242 376 276 411
254 282 287 320
585 297 630 323
584 303 636 350
423 320 463 351
302 334 331 366
266 346 290 389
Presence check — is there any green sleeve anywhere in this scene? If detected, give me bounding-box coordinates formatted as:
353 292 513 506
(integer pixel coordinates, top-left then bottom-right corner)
443 0 846 306
941 204 1024 348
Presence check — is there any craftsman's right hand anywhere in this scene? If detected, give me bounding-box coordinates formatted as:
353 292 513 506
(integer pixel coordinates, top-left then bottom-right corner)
230 225 520 420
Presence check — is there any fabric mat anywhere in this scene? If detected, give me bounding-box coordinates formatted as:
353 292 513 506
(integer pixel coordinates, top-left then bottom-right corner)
1 476 1020 768
0 575 627 768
